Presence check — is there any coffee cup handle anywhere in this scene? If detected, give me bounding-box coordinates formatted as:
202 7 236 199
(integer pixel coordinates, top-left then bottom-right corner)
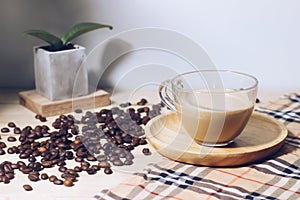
159 80 176 111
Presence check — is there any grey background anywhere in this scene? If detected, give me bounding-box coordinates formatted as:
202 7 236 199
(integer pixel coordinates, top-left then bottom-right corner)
1 0 299 90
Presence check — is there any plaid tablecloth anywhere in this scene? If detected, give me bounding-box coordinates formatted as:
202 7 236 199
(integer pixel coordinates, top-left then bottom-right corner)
94 93 300 200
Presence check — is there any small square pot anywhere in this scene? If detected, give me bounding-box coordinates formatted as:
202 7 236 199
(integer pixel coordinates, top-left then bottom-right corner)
34 45 88 101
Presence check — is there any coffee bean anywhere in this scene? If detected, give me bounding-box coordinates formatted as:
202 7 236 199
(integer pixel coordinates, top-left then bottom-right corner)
59 166 67 173
141 116 150 125
86 168 97 175
61 174 77 181
11 163 18 169
142 148 151 155
49 175 57 182
96 155 107 161
0 142 7 148
23 184 33 191
124 159 133 165
63 179 74 187
74 108 83 113
87 155 97 161
120 102 131 108
91 165 101 171
74 157 83 162
17 161 25 167
28 156 36 163
21 166 32 174
54 179 63 185
7 122 16 128
131 137 140 147
137 98 148 105
40 117 47 122
35 114 41 119
109 155 119 162
81 165 89 171
74 166 82 172
98 161 110 168
7 147 14 154
104 167 113 175
5 173 14 179
42 161 53 168
1 127 9 133
139 138 147 145
28 173 40 182
0 149 6 155
13 127 21 134
41 173 48 180
7 136 17 142
112 159 123 166
81 161 90 167
66 169 79 177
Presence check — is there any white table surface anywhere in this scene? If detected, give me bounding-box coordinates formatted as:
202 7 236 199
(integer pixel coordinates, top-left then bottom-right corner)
0 88 295 199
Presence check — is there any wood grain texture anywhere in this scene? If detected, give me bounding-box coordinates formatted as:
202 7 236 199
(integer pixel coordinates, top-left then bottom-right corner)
145 112 288 167
18 89 110 117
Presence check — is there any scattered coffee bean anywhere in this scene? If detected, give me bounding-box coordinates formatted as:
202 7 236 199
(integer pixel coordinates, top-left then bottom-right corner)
112 159 123 166
41 173 48 180
35 114 47 122
13 127 21 134
74 166 82 172
49 175 57 182
28 156 36 163
63 179 74 187
23 184 33 191
124 159 133 165
40 117 47 122
28 173 40 182
7 147 14 154
256 98 260 103
141 116 151 125
37 146 46 153
0 149 6 155
54 179 63 185
7 136 16 142
137 98 148 105
7 122 16 128
139 138 148 145
0 100 163 192
74 109 83 113
87 155 97 161
1 128 9 133
104 167 113 175
120 102 131 108
86 168 97 175
98 161 110 168
142 148 151 155
0 142 7 148
59 166 67 173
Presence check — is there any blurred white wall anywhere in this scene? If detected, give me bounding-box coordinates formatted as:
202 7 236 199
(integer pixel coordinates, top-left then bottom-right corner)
1 0 299 90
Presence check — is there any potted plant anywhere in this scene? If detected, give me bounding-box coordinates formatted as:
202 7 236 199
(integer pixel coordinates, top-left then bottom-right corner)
23 22 113 101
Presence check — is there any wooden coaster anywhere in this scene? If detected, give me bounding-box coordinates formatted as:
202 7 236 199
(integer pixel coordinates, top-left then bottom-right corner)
145 112 288 167
19 90 110 117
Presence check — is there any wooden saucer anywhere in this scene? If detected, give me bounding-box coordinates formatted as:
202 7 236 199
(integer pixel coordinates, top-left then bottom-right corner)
145 112 288 167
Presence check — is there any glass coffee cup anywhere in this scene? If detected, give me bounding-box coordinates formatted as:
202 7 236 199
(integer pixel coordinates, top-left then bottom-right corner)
159 70 258 147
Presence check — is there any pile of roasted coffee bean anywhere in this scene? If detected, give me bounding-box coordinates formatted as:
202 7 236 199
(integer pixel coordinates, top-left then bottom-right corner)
0 98 162 191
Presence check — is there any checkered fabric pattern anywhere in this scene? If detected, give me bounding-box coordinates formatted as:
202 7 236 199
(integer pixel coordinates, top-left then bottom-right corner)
94 93 300 200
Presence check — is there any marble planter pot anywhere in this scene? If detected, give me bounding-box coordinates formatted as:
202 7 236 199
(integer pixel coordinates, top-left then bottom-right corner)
34 45 88 101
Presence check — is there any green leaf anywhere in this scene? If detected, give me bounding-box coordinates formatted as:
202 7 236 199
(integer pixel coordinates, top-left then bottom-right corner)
22 30 63 50
61 22 113 45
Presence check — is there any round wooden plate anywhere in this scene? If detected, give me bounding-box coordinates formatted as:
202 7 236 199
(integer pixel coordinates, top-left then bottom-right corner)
145 112 288 167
